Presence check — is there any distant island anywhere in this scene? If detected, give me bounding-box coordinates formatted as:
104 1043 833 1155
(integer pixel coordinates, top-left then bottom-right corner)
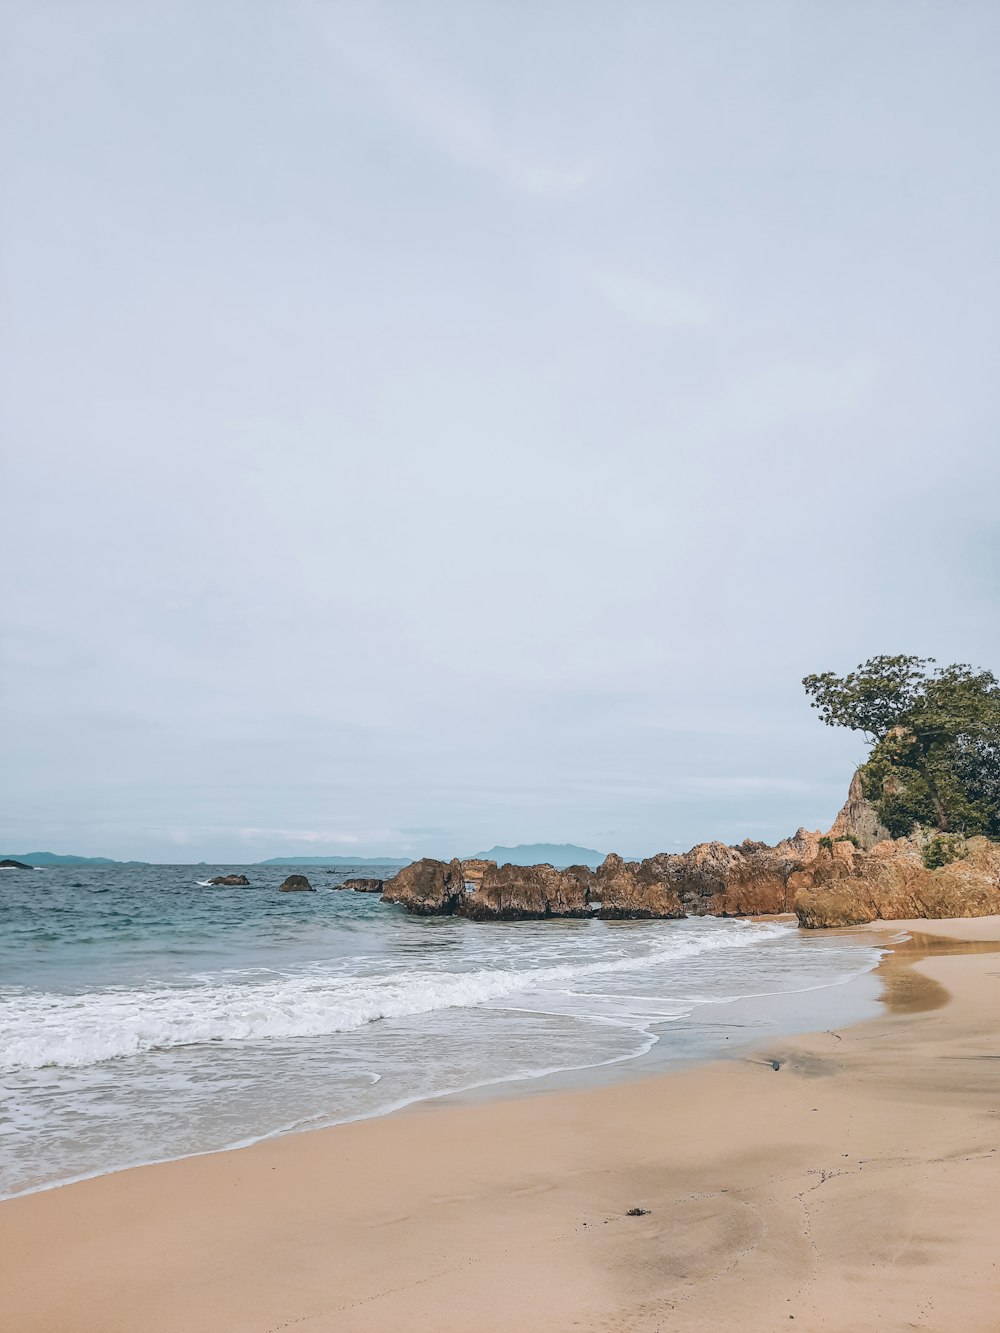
0 852 127 866
474 844 606 868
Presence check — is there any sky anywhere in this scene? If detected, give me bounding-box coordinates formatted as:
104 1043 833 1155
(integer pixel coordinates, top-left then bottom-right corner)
2 1 999 863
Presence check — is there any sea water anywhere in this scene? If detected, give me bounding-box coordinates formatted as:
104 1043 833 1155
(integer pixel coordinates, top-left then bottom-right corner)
0 863 885 1197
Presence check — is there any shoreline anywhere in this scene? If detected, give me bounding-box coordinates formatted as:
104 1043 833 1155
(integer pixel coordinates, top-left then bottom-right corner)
3 917 999 1331
2 916 887 1202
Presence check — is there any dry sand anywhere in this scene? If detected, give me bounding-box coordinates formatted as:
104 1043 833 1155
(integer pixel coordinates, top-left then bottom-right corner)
2 917 999 1332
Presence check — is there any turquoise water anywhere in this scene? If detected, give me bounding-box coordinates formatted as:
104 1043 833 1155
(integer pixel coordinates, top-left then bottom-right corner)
0 863 884 1197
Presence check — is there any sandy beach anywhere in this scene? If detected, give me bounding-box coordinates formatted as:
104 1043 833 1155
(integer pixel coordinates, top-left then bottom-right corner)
2 917 999 1333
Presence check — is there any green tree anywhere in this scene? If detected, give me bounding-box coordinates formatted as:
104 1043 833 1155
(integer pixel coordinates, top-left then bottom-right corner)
803 656 1000 838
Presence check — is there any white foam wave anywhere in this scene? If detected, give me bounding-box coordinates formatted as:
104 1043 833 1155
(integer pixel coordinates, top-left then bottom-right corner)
0 921 790 1072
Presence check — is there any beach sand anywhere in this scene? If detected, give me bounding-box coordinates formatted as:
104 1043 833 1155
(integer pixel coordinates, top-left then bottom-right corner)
2 917 999 1332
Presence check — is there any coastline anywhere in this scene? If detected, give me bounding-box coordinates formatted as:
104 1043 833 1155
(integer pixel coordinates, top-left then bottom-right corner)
3 918 999 1332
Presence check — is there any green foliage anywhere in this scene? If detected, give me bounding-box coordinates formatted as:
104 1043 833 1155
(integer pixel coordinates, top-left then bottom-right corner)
921 834 966 871
835 833 860 847
804 657 1000 838
818 835 833 850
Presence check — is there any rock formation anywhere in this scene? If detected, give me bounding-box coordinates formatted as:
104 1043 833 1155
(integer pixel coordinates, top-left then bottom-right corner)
0 858 33 870
207 874 250 886
828 769 891 850
462 862 590 920
278 873 315 893
381 838 819 921
381 858 467 914
591 854 684 919
339 878 384 893
459 859 496 885
378 773 1000 927
793 836 1000 927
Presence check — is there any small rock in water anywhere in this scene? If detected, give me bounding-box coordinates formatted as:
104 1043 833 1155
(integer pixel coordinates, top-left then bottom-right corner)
278 874 315 893
208 874 250 886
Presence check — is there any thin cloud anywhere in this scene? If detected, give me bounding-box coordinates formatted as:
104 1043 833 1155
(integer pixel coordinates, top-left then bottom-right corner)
592 271 713 328
238 829 361 845
319 8 589 198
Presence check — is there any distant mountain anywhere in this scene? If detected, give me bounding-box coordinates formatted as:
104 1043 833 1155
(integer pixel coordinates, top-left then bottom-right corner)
0 852 124 866
256 855 412 867
474 844 607 869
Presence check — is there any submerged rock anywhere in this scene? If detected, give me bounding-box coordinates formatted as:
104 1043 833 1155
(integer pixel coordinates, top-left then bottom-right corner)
278 874 315 893
207 874 250 886
339 878 384 893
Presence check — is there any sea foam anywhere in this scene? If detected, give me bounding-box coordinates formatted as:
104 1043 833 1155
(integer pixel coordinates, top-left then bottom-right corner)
0 920 789 1071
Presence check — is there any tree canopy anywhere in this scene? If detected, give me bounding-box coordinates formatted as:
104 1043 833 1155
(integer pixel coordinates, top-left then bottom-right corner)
803 656 1000 838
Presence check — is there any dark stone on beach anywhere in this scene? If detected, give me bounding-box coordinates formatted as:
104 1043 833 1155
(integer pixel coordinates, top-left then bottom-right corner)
626 1207 650 1217
0 858 33 870
278 874 315 892
208 874 250 886
339 878 384 893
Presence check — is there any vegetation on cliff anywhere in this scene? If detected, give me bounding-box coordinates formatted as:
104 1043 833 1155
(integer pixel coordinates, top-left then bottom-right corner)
803 656 1000 840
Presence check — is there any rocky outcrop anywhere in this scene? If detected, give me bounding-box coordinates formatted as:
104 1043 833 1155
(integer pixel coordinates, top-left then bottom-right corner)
592 854 684 918
278 874 315 892
0 858 33 870
793 837 1000 928
381 837 820 921
381 858 466 914
208 874 250 886
339 878 384 893
377 775 1000 927
462 862 590 920
460 859 496 885
828 769 891 850
591 831 821 919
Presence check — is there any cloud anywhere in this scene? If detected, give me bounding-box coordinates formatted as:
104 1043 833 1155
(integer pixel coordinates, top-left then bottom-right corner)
713 358 875 433
238 829 361 845
591 271 712 328
319 8 589 197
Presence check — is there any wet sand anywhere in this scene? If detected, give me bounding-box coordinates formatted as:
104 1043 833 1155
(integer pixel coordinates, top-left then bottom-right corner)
2 916 999 1332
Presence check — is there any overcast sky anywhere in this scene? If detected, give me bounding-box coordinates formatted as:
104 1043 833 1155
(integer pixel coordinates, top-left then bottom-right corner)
2 1 998 862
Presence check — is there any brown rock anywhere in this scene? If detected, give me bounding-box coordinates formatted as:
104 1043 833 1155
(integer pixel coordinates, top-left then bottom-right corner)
460 859 496 885
339 878 384 893
463 863 590 920
623 830 821 918
828 769 891 850
381 859 466 914
278 874 315 893
593 854 684 919
207 874 250 886
794 837 1000 928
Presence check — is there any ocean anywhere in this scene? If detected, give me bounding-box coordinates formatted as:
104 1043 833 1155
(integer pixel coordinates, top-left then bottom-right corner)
0 863 887 1198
